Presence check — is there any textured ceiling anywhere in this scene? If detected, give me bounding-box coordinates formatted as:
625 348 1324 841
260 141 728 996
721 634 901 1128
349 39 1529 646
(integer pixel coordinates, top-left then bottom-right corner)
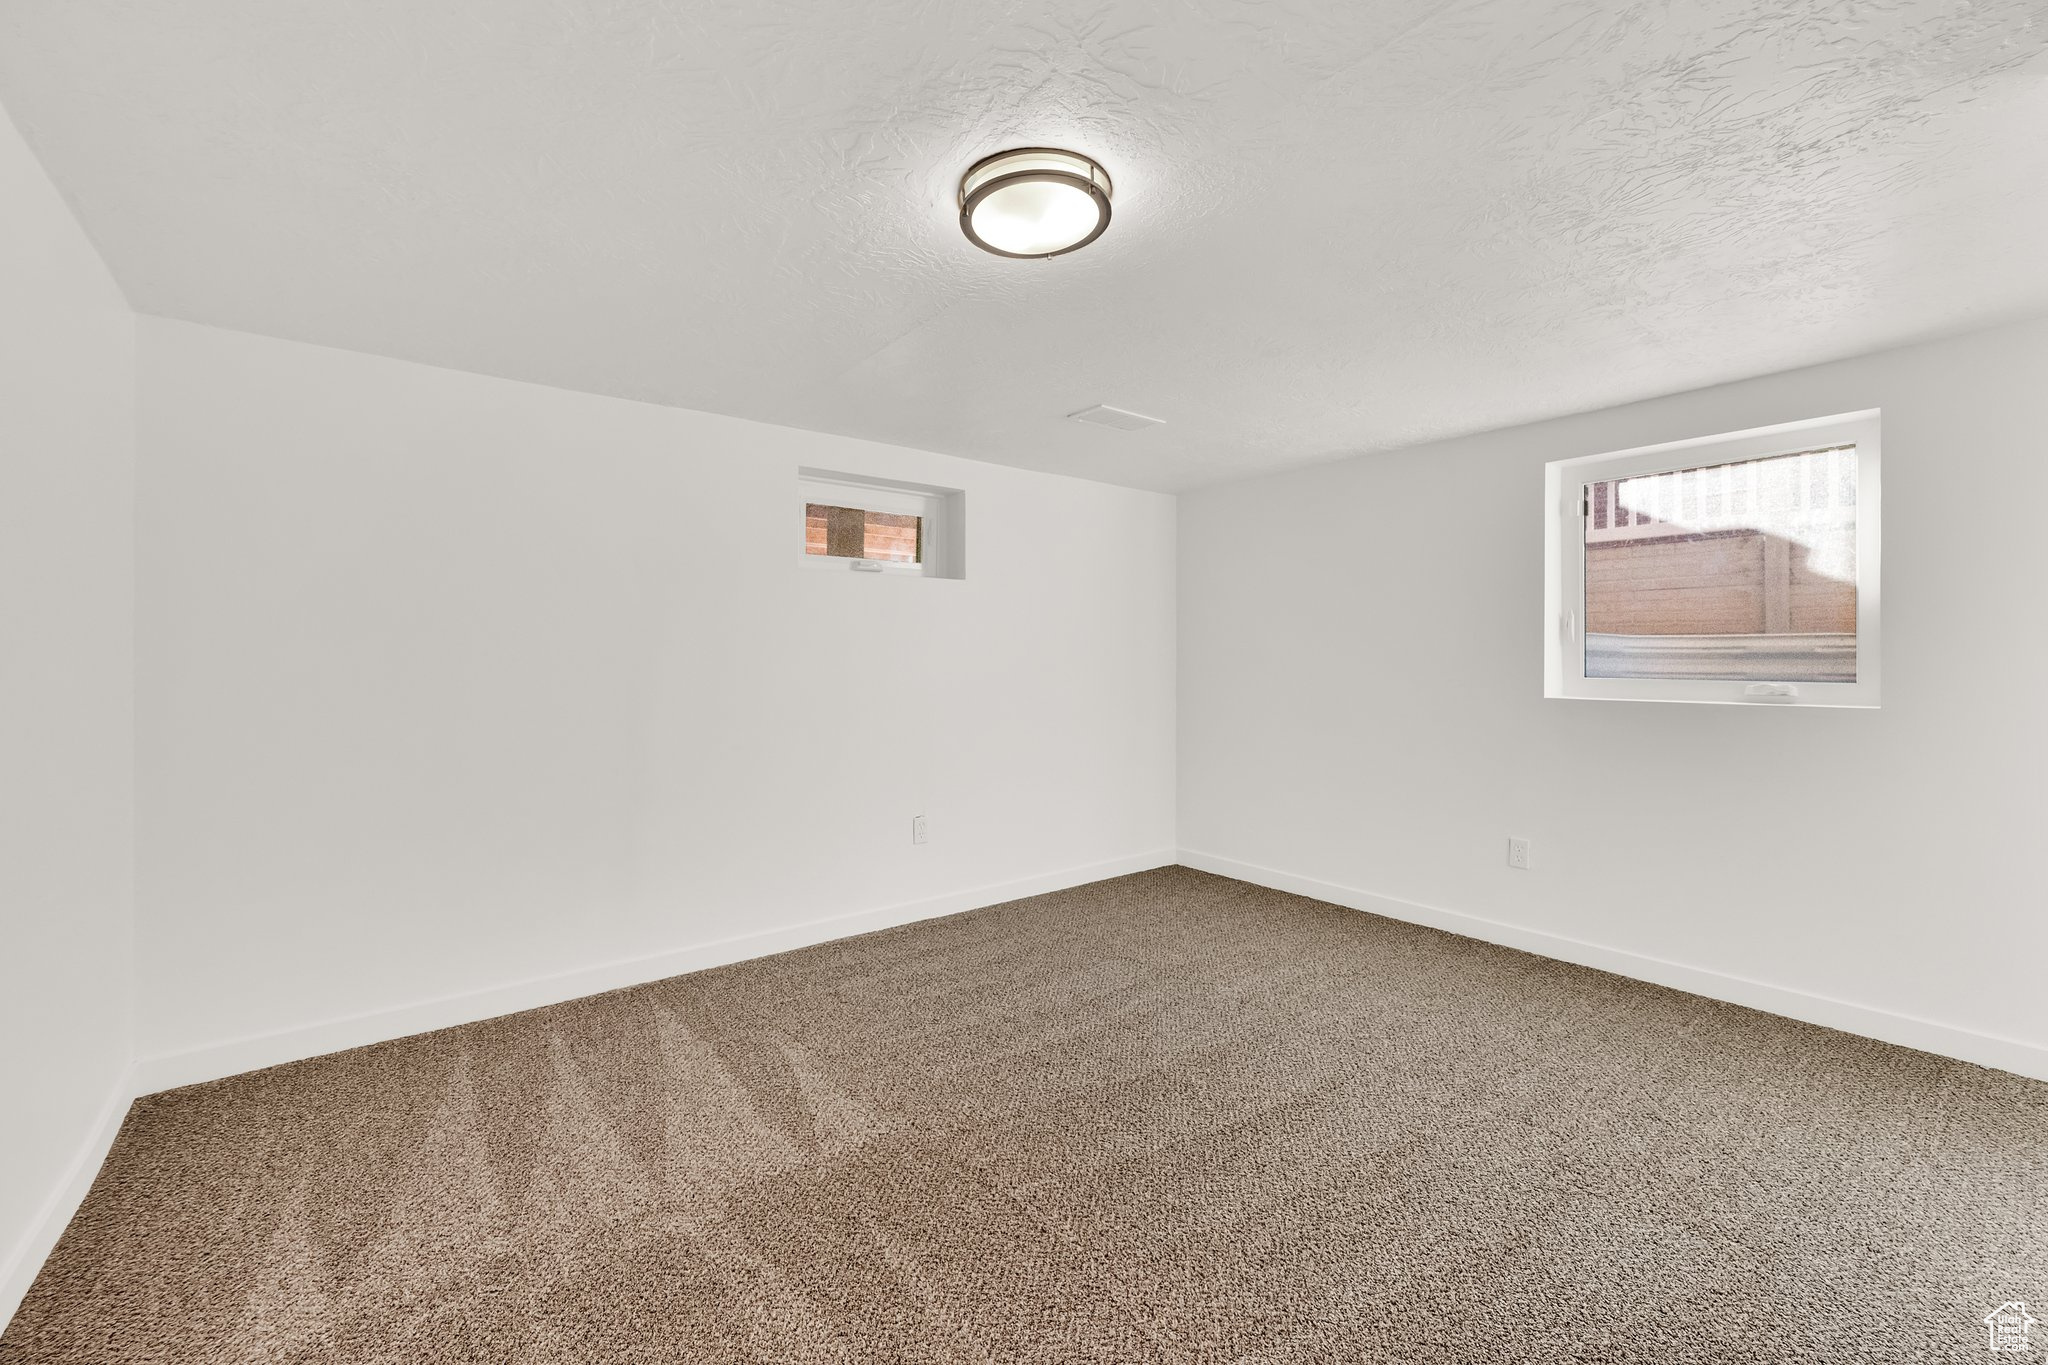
4 0 2047 491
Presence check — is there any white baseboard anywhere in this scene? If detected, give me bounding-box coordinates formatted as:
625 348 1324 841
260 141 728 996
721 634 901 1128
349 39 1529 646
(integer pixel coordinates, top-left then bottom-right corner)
133 850 1178 1096
1178 849 2048 1083
0 1065 135 1334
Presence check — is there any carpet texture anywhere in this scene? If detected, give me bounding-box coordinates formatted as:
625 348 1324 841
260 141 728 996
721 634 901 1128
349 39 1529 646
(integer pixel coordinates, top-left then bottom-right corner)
4 867 2044 1363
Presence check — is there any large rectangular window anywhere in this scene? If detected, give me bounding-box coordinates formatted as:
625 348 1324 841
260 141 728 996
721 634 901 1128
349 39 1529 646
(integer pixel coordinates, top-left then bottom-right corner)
1546 411 1880 707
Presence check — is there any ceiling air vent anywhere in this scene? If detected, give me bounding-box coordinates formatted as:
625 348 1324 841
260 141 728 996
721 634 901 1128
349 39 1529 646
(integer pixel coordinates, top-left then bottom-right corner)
1067 404 1164 432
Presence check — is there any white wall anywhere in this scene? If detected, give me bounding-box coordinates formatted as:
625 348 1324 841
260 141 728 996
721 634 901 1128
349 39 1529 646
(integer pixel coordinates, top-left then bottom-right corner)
0 107 136 1313
1179 316 2048 1078
135 319 1176 1074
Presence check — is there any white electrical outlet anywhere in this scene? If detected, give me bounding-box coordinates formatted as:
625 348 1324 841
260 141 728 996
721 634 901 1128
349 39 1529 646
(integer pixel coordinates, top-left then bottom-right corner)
1507 837 1532 870
912 815 928 845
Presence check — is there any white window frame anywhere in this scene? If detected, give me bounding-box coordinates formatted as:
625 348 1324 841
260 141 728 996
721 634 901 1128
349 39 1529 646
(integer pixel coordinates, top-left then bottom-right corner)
1544 409 1881 709
798 469 964 579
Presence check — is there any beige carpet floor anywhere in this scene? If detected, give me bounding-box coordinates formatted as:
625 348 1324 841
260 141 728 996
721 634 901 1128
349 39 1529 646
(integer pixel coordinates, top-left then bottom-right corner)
4 866 2044 1363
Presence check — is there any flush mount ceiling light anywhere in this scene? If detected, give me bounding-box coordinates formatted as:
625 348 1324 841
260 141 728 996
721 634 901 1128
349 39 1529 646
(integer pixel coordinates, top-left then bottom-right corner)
958 148 1113 259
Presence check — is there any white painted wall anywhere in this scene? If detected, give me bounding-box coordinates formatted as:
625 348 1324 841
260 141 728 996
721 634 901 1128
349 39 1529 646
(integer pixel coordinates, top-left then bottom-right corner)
0 107 136 1313
135 319 1176 1071
1179 316 2048 1076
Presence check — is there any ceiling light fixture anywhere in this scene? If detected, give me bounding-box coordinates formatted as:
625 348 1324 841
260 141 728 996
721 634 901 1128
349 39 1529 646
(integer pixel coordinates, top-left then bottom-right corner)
958 148 1112 259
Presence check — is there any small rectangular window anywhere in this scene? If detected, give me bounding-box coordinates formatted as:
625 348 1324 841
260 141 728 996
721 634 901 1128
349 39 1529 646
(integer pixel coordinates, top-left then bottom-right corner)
797 469 964 578
804 504 923 564
1546 411 1880 707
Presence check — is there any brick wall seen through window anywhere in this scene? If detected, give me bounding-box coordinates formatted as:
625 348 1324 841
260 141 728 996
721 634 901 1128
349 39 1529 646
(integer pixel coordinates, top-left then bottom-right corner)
804 504 921 564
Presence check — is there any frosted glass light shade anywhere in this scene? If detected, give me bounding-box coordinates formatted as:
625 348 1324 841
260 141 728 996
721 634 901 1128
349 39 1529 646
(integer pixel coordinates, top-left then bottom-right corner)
958 148 1112 258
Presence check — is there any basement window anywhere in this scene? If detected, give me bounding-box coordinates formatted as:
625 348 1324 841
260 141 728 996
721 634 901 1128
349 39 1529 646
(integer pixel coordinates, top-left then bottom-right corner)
806 504 922 563
1544 410 1880 708
798 469 964 578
